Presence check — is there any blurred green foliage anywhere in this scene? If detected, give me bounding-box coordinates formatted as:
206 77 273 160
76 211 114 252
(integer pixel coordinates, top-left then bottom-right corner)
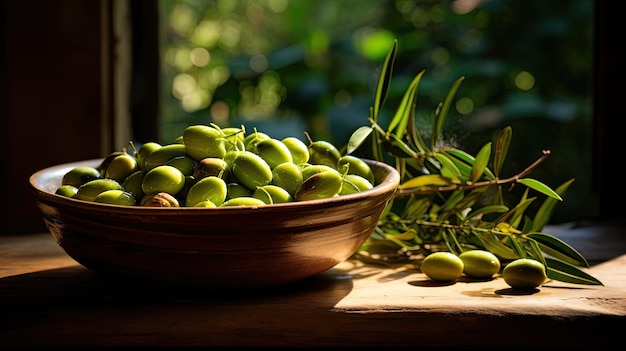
158 0 594 223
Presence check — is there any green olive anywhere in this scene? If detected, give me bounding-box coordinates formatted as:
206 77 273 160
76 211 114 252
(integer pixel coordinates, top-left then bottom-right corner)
459 250 501 279
223 149 239 171
271 162 303 196
308 140 341 168
185 176 227 207
221 126 246 151
134 142 161 170
299 164 338 180
140 192 180 207
231 150 273 191
255 138 293 169
339 174 373 195
221 197 267 207
141 165 186 196
243 130 270 153
226 182 251 199
93 189 136 206
281 136 310 165
55 184 78 198
177 175 196 200
76 178 124 202
97 151 126 175
104 153 139 183
345 174 373 191
253 185 293 204
166 155 197 177
192 200 217 208
193 157 231 181
143 143 187 171
295 170 343 201
337 155 375 185
421 252 464 282
183 124 227 161
62 166 102 188
502 258 547 289
121 170 144 200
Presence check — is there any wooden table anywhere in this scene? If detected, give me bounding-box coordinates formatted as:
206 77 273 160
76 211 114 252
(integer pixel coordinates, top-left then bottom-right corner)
2 220 625 349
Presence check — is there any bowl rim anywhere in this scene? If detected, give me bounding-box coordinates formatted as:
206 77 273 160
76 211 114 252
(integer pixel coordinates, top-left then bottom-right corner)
29 157 400 212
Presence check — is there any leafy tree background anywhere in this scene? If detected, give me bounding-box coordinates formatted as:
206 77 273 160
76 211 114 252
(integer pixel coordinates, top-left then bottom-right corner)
158 0 593 224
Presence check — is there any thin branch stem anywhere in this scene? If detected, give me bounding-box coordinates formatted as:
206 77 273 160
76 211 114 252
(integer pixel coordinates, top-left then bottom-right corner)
395 150 552 196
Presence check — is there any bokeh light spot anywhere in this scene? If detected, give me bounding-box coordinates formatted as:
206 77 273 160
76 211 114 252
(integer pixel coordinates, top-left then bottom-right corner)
456 97 474 115
515 71 535 91
190 47 211 67
250 55 268 73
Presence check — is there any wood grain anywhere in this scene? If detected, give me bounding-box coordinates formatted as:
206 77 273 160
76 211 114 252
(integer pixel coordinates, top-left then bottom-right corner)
1 220 625 348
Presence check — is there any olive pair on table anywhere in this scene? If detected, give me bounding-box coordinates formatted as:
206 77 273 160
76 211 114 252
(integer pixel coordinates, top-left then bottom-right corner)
420 250 547 289
55 124 376 208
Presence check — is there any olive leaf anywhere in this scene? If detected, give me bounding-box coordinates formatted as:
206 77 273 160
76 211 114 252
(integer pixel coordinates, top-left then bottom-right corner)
544 257 604 285
439 189 465 214
517 178 563 201
434 153 462 180
469 142 491 184
387 70 425 138
431 76 465 149
347 126 373 155
526 232 589 267
407 105 429 154
531 178 574 232
373 39 397 122
443 228 463 255
445 149 496 180
493 126 511 178
398 174 461 189
385 228 417 241
466 204 509 220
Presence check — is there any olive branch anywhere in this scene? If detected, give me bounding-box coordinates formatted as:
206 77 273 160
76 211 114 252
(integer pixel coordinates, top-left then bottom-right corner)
346 39 602 286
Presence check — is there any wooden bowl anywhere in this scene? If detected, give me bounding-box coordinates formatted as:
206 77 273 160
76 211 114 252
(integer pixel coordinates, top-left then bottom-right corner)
29 158 400 289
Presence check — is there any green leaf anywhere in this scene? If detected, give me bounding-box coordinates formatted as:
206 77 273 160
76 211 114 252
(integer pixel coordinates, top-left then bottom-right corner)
531 178 574 232
402 195 433 218
384 133 418 158
371 126 384 161
509 190 533 229
508 235 529 259
373 39 397 122
518 178 563 201
445 149 496 180
347 126 373 155
545 257 603 285
439 189 465 214
450 187 488 215
385 228 417 241
387 70 425 137
431 76 464 149
470 142 491 183
406 105 429 154
434 153 462 180
475 232 518 259
526 232 589 267
494 198 535 227
443 228 463 256
398 174 461 189
466 204 509 220
493 126 511 178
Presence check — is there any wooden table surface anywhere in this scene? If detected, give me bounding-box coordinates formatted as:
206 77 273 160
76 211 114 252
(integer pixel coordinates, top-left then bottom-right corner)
1 219 625 349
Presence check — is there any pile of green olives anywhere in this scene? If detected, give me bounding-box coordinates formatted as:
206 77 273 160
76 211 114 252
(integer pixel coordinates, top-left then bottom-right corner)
55 124 377 207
